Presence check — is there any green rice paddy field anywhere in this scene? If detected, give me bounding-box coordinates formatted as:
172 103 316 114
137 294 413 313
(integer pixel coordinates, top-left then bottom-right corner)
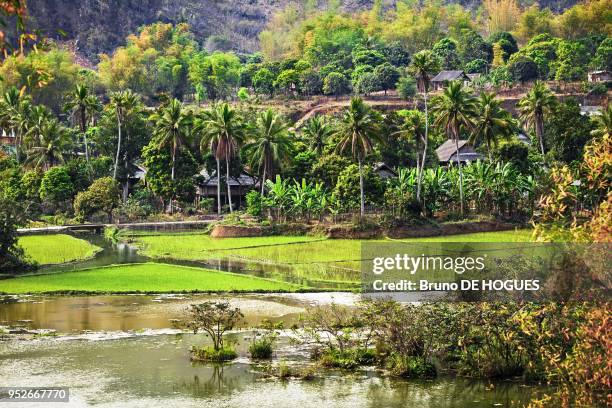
18 234 101 265
2 229 533 294
0 263 301 294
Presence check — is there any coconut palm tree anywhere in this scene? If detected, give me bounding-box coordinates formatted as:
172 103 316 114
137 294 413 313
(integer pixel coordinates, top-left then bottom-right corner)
431 81 477 216
591 104 612 138
150 99 192 181
199 103 245 213
302 115 333 155
26 119 72 170
149 99 192 213
395 110 426 204
245 109 293 194
470 92 514 161
64 84 93 167
335 97 382 218
0 87 30 161
108 90 140 180
408 50 441 202
517 81 556 159
84 94 102 128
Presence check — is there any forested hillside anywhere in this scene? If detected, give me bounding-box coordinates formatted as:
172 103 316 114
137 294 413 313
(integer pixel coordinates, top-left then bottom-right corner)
23 0 578 60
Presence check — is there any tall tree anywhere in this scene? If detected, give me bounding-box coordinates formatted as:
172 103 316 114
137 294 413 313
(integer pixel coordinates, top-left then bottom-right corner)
408 50 441 202
149 99 192 212
64 84 92 167
108 90 140 181
517 81 556 160
25 119 72 170
335 97 382 218
470 92 514 160
199 103 244 213
302 115 333 155
395 110 426 208
245 109 293 194
431 81 477 216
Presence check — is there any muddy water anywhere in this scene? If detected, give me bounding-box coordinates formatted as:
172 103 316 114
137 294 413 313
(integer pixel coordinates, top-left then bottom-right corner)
0 293 359 332
0 332 546 408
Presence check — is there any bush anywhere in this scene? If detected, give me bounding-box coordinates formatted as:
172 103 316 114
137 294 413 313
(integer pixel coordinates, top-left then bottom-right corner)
317 348 376 369
249 336 274 359
387 355 436 378
246 190 263 217
190 345 237 362
39 166 74 210
73 177 120 222
397 76 417 100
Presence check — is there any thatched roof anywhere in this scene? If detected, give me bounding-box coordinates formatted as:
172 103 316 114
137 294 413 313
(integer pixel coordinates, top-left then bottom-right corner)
431 70 470 82
199 169 258 187
436 139 484 163
373 162 397 179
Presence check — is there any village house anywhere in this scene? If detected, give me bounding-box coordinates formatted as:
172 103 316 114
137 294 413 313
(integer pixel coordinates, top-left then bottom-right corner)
587 70 611 82
372 162 397 179
436 139 484 165
431 70 471 90
196 169 258 210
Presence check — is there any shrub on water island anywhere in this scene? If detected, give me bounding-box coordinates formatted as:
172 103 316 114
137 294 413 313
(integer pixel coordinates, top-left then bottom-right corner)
190 345 237 362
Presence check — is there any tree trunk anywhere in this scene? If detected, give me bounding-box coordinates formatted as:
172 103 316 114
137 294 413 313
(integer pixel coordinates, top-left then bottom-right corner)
113 115 122 180
358 156 365 219
80 109 90 166
536 114 546 161
226 159 233 213
260 161 267 195
216 157 221 215
417 91 428 205
455 135 465 217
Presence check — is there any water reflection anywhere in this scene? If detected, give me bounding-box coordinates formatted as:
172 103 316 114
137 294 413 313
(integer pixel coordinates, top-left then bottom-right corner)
0 333 547 407
0 294 308 332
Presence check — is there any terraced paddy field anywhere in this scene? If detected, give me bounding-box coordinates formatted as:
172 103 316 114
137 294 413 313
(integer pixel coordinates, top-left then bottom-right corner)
5 229 533 294
0 263 302 294
18 234 101 265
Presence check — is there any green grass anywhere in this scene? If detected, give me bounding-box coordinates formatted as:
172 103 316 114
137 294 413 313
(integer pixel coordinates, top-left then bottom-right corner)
0 263 302 294
18 234 101 265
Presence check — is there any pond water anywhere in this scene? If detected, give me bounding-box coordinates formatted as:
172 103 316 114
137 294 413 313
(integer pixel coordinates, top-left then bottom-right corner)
0 233 549 407
0 330 546 408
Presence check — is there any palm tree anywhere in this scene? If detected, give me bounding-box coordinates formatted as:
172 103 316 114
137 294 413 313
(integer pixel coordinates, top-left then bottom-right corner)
0 87 30 161
26 119 71 170
395 110 426 205
591 104 612 138
64 84 93 167
150 99 192 181
470 92 514 161
24 105 53 147
408 50 441 202
517 81 556 159
245 109 293 194
84 94 102 128
431 81 477 216
335 97 382 218
109 90 140 180
302 115 333 155
199 103 244 213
